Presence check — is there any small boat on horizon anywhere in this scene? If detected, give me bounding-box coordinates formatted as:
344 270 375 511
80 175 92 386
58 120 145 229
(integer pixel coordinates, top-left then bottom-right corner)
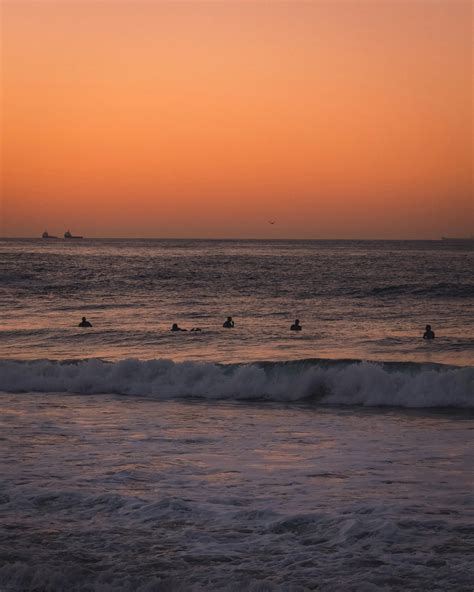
64 230 83 239
42 231 58 239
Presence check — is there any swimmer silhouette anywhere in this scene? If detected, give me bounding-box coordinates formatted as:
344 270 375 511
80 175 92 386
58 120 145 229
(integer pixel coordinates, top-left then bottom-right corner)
78 317 92 328
171 323 187 332
423 324 435 340
290 319 302 331
223 316 235 328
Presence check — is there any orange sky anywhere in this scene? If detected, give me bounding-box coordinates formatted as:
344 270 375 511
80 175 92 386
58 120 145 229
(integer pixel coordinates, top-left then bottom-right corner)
1 0 472 238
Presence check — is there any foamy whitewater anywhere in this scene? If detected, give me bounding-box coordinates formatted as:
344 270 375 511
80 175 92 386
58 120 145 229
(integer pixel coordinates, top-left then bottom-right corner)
0 239 473 591
1 358 473 408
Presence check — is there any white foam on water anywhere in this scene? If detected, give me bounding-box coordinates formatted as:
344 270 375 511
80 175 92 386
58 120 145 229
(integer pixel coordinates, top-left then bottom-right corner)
0 393 472 591
0 358 472 408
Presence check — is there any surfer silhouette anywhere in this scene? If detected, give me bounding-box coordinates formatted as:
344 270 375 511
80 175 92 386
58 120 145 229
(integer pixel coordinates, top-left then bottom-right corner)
223 316 235 328
78 317 92 328
423 325 435 340
171 323 187 332
290 319 302 331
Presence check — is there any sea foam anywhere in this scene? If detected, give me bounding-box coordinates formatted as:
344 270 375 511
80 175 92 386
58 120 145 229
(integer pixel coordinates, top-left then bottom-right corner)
0 358 472 408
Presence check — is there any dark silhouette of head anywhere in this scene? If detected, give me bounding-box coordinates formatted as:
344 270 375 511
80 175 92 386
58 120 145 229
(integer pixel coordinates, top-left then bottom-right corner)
172 323 178 330
425 324 431 331
227 316 232 321
294 319 300 325
82 317 86 323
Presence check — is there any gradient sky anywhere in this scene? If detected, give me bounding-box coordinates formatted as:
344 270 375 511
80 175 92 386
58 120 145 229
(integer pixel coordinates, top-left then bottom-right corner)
1 0 472 238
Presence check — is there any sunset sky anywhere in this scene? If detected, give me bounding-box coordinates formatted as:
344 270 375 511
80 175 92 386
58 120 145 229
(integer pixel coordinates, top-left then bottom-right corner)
1 0 472 239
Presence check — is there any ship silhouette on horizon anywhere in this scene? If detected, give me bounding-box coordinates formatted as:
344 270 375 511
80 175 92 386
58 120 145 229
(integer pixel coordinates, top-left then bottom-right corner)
64 230 83 239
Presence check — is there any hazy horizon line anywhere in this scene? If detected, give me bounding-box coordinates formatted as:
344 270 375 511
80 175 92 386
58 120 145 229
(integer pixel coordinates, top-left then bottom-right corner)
0 235 464 242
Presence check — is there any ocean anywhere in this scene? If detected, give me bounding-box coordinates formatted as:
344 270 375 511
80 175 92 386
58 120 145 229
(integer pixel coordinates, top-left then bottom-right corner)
0 239 473 591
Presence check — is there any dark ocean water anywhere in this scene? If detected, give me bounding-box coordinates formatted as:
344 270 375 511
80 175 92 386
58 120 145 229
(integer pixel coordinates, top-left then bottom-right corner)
1 238 472 366
1 239 473 591
1 238 472 406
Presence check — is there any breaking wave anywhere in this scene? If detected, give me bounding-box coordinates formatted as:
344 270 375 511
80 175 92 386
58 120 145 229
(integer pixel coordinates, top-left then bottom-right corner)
0 358 472 408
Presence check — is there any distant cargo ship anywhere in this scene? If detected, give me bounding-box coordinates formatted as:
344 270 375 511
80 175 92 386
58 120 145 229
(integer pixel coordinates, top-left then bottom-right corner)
64 230 83 239
42 231 58 239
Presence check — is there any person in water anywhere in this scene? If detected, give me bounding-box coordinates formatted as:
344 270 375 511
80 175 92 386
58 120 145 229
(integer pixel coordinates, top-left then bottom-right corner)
423 324 435 340
290 319 302 331
78 317 92 327
171 323 187 332
223 316 235 328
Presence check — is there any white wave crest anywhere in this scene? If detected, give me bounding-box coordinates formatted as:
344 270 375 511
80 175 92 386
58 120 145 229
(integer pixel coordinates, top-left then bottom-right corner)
0 358 472 408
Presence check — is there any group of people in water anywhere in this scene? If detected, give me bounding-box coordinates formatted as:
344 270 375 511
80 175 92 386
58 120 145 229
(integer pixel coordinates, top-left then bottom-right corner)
171 316 300 332
78 315 436 339
170 316 236 332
